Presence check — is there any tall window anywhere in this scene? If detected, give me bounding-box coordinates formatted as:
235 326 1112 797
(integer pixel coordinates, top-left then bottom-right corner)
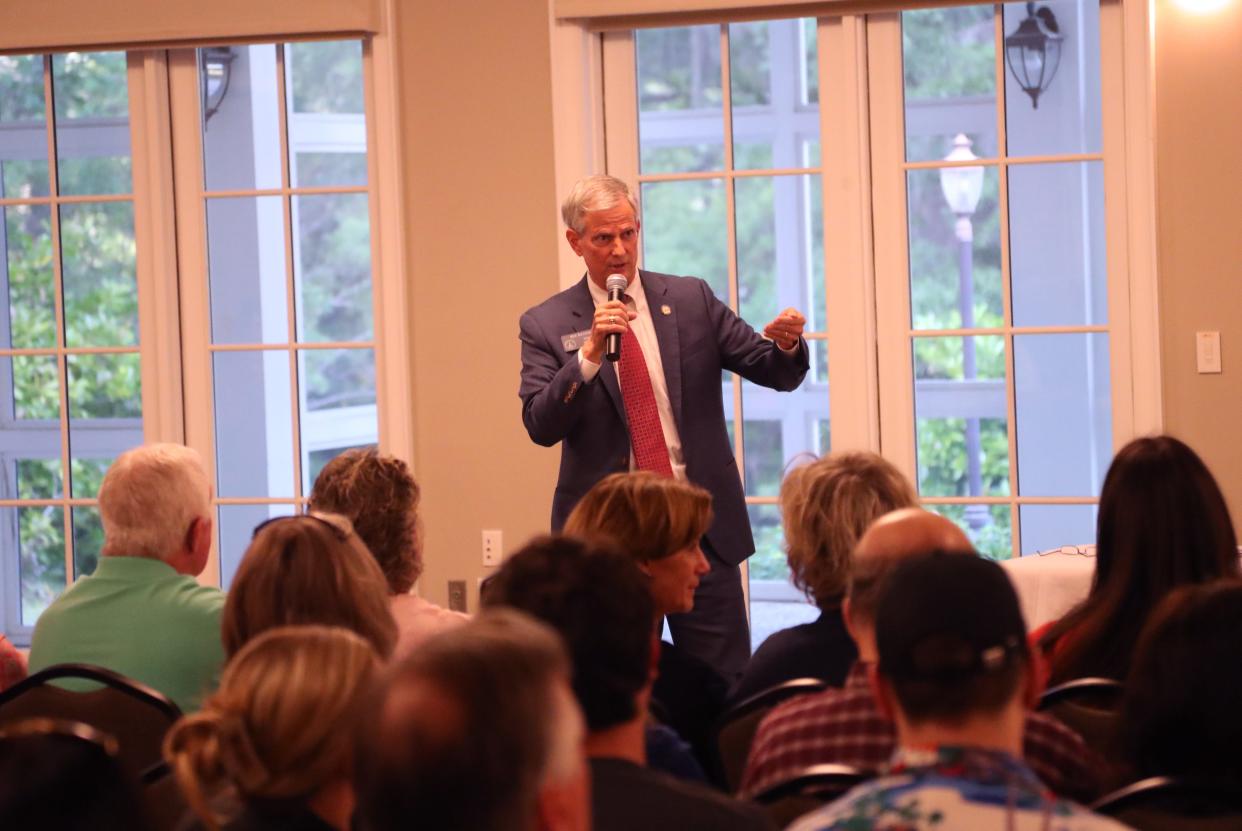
0 53 141 636
603 0 1138 647
0 38 397 642
184 42 378 586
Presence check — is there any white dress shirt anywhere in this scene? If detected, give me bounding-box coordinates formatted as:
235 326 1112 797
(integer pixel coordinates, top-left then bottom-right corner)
579 275 687 481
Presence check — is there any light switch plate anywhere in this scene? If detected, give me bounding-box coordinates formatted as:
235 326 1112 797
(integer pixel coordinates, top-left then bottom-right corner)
1196 331 1222 374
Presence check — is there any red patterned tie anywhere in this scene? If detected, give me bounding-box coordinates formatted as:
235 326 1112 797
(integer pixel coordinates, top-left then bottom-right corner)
617 325 674 477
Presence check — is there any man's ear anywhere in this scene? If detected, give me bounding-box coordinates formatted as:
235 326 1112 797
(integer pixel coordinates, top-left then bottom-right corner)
868 664 897 722
184 515 213 575
565 227 583 256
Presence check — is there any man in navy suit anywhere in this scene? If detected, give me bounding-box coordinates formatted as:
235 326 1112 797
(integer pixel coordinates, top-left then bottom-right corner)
519 175 809 680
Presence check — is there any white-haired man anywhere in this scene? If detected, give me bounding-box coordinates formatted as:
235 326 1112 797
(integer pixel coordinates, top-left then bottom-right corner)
519 173 810 681
29 443 224 711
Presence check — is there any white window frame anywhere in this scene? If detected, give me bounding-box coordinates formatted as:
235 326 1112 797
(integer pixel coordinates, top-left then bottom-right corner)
0 27 412 639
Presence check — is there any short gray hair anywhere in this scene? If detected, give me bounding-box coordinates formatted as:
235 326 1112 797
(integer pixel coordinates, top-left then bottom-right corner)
99 443 211 561
561 174 640 235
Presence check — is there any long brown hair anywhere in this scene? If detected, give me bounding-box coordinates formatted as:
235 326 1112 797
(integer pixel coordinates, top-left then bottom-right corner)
223 513 397 659
1040 436 1238 683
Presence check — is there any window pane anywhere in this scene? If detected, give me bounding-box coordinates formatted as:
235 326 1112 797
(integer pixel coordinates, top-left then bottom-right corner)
213 350 294 498
1019 504 1097 554
742 378 823 498
902 5 998 163
66 353 142 499
735 174 822 330
801 18 819 106
8 355 59 421
0 55 49 198
1014 333 1111 497
1003 0 1102 157
207 196 288 345
929 503 1012 560
72 505 103 578
201 45 282 192
640 179 729 302
70 458 110 501
731 20 819 172
637 26 724 174
13 504 65 626
17 459 61 500
810 338 829 386
4 204 56 349
287 41 364 115
907 166 1002 331
294 193 373 343
287 41 367 188
1010 162 1106 327
217 504 294 590
60 202 138 348
52 52 131 195
913 335 1009 497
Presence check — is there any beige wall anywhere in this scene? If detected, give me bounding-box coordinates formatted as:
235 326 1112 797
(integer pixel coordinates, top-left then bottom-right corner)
1155 0 1242 523
395 1 562 608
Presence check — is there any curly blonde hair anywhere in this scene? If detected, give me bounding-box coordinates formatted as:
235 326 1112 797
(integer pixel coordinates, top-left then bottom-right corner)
163 626 380 831
310 448 423 594
564 472 712 563
781 451 916 608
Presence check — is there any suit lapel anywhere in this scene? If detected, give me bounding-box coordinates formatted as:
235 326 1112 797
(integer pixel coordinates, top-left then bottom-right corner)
569 275 625 422
643 271 684 432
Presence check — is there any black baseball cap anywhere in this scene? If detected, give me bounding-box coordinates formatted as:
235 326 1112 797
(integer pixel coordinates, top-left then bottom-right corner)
875 551 1028 682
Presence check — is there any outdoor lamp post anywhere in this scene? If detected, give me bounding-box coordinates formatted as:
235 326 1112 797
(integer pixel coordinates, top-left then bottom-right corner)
939 134 989 532
1004 2 1065 109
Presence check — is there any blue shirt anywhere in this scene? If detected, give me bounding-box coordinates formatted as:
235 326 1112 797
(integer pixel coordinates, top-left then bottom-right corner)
787 745 1128 831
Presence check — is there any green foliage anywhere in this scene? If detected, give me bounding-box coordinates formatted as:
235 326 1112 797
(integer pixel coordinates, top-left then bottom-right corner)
288 41 364 114
902 6 994 100
637 26 722 111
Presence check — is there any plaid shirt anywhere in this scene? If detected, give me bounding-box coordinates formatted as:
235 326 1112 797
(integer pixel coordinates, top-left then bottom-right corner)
739 662 1100 803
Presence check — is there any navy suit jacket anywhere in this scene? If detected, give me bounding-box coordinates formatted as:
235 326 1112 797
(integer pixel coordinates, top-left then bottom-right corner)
518 271 809 566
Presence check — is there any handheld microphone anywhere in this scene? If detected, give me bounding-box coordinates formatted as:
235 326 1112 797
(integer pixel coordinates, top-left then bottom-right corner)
604 274 627 362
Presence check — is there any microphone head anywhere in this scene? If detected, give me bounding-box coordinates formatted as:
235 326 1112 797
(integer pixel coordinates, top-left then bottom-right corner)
605 274 628 293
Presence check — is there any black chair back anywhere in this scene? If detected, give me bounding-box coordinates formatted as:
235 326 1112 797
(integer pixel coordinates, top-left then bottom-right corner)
713 677 827 793
1037 676 1123 756
753 763 870 828
0 663 182 780
1093 776 1242 831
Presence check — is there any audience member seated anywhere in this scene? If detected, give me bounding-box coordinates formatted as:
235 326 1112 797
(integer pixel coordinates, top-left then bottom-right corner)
742 509 1098 803
1116 580 1242 791
786 552 1127 831
482 534 773 828
353 609 589 831
164 625 379 831
1037 435 1239 685
28 443 224 712
309 448 466 657
223 512 397 660
0 717 151 831
0 633 27 691
564 472 726 771
731 452 916 703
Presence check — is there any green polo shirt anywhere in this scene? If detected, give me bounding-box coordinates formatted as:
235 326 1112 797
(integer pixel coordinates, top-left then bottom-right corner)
28 555 226 713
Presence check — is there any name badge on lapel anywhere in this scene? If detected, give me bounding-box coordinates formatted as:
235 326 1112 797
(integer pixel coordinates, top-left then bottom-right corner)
560 329 593 353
